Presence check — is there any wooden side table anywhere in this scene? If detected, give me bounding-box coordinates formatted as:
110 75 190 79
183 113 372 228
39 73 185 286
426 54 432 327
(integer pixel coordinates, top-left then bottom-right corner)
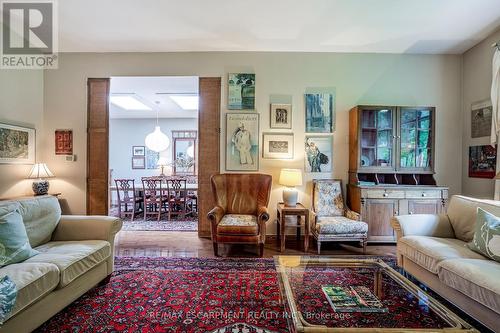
276 203 310 252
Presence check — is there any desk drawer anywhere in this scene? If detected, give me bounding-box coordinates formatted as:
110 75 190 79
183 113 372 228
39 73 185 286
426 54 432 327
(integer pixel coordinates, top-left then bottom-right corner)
405 190 442 199
365 189 405 199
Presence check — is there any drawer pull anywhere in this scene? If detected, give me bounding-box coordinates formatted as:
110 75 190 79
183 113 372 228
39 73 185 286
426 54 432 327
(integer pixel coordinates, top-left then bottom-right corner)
421 193 426 197
409 211 414 215
383 193 388 197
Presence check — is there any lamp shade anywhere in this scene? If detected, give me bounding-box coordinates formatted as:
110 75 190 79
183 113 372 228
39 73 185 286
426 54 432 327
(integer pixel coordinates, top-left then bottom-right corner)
279 168 302 187
28 163 54 179
145 126 170 152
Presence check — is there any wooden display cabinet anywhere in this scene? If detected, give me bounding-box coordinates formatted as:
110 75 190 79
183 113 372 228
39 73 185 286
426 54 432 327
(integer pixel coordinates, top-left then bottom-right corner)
347 105 448 242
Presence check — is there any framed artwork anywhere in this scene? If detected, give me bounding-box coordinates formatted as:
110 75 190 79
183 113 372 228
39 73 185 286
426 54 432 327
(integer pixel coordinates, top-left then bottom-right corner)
0 123 35 164
146 148 160 169
131 156 145 169
469 145 497 178
471 100 493 138
262 133 293 159
226 113 259 171
228 73 255 110
55 129 73 155
270 103 292 129
132 145 145 156
305 93 334 133
305 136 333 173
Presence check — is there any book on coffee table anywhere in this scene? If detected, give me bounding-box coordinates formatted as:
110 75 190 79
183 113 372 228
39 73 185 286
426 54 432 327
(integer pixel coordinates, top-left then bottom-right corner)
322 285 388 313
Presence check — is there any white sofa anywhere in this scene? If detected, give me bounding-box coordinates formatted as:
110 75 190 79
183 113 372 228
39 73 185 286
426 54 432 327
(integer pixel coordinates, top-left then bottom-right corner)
0 195 122 333
391 195 500 332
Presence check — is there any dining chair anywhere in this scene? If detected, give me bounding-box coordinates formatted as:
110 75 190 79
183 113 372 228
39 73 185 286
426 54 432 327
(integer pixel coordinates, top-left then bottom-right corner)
165 178 193 219
142 177 166 221
114 179 142 220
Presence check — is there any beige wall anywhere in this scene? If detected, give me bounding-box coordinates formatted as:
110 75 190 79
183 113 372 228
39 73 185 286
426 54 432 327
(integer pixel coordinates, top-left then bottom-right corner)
462 28 500 199
42 52 462 229
0 70 44 199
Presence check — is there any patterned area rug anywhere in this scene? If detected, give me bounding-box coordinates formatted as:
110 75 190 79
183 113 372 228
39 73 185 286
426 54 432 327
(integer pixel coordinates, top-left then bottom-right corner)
109 207 198 232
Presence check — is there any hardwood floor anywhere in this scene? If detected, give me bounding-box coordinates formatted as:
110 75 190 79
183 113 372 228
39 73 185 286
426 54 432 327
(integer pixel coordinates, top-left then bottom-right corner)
115 230 396 258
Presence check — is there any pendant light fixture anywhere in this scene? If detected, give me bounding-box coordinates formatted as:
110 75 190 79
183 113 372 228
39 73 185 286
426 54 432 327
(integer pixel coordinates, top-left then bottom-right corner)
145 101 170 152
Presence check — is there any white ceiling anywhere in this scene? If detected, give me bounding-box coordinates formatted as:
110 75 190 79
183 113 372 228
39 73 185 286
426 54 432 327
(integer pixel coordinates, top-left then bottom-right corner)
59 0 500 54
109 76 199 119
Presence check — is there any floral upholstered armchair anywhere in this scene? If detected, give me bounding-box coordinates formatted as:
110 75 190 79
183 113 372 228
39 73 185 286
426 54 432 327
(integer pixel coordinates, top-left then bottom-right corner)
207 173 272 257
312 179 368 254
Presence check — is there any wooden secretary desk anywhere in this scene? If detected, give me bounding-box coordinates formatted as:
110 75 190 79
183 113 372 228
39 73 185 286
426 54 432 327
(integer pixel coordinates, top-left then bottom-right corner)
347 105 448 242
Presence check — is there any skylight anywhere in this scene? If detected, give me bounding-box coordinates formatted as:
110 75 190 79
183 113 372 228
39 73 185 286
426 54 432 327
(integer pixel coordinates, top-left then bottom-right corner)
110 95 152 110
170 95 199 110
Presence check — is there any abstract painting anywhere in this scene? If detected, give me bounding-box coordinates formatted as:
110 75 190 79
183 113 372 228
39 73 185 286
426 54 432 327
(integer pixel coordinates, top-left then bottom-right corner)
0 123 35 164
226 113 259 171
305 93 334 133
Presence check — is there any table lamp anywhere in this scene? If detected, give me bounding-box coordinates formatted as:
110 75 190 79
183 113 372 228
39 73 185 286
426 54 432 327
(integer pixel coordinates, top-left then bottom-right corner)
279 168 302 207
28 163 54 195
157 157 169 176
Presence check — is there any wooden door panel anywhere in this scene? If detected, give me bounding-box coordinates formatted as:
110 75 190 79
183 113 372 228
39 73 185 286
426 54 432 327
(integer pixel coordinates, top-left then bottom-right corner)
87 78 110 215
365 199 397 241
198 77 221 238
408 199 440 215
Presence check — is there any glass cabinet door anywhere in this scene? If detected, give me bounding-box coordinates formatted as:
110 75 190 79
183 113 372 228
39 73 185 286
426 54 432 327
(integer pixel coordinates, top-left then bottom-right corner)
399 108 433 170
360 108 395 169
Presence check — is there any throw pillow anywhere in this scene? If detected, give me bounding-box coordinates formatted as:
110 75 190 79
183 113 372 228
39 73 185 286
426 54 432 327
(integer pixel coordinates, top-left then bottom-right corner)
0 203 39 267
0 276 17 324
468 207 500 262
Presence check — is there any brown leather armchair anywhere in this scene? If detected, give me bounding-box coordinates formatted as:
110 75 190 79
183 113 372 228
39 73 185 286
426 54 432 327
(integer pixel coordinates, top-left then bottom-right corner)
207 173 272 257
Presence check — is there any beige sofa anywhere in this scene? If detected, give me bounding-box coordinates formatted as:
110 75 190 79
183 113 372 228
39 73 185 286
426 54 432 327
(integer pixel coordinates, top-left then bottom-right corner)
0 195 122 333
392 195 500 332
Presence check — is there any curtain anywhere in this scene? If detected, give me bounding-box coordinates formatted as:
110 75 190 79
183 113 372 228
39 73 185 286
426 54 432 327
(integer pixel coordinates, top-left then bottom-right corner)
491 48 500 144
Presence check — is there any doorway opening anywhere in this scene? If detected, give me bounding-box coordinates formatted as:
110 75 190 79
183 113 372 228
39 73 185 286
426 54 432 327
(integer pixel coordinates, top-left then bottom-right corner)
108 76 199 232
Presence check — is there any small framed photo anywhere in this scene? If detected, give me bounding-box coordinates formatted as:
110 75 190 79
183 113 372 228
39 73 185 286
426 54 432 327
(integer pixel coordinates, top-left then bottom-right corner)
132 146 145 156
262 133 293 159
305 136 333 173
270 104 292 129
132 156 145 169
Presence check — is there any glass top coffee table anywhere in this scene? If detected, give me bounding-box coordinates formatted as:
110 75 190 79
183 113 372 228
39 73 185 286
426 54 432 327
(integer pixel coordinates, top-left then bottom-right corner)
275 256 477 332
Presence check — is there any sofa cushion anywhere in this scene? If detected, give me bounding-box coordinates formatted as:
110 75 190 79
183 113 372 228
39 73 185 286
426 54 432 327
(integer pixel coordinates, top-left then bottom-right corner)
398 236 485 274
217 214 258 235
25 240 110 288
447 195 500 242
468 208 500 262
0 262 59 320
316 216 368 235
438 259 500 315
0 202 39 267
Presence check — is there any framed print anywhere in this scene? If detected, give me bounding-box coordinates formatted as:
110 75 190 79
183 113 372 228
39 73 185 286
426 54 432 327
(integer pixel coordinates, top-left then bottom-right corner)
55 129 73 155
469 145 497 178
305 136 333 173
132 145 145 156
132 156 145 169
262 133 293 159
270 103 292 129
146 148 160 169
0 123 35 164
471 100 493 138
305 93 334 133
226 113 259 171
228 73 255 110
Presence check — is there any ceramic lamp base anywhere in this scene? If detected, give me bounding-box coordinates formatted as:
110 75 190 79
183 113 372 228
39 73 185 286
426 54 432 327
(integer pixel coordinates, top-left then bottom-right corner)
283 187 298 207
32 179 49 196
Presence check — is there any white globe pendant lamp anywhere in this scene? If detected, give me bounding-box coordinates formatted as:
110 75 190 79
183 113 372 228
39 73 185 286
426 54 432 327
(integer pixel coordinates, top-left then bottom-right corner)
145 105 170 152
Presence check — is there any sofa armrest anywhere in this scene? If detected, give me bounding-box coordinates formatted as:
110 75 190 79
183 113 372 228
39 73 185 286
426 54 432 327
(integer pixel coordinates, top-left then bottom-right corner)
257 206 270 242
391 214 454 241
52 215 123 243
207 206 225 226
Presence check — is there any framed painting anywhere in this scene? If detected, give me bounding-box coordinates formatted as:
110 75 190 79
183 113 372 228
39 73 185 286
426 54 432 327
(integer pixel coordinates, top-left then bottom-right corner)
468 145 497 178
132 145 145 156
305 93 334 133
270 103 292 129
131 156 145 169
305 136 333 173
146 148 160 169
55 129 73 155
471 100 492 138
228 73 255 110
0 123 35 164
226 113 259 171
262 133 293 159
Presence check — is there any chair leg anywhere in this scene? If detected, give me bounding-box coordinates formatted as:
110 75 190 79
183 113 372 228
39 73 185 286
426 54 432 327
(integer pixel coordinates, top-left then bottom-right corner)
317 240 321 255
213 242 219 257
259 243 264 257
362 239 367 254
